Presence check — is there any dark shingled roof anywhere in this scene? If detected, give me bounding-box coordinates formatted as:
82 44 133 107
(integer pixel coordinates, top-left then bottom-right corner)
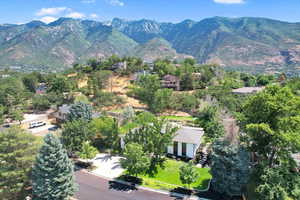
173 126 204 145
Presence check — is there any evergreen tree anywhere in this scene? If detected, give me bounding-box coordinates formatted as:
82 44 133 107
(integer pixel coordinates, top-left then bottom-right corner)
211 140 250 197
68 102 93 122
32 134 77 200
0 127 40 200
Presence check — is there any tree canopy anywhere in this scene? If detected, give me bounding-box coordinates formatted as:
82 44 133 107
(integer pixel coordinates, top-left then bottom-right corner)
179 161 199 189
120 143 150 177
32 134 77 200
241 85 300 167
211 140 251 197
0 127 41 200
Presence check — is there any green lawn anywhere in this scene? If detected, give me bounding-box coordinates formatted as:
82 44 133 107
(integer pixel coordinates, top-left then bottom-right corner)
163 116 196 122
138 159 211 191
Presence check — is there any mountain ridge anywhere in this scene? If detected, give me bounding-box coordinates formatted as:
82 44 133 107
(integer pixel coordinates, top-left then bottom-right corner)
0 16 300 74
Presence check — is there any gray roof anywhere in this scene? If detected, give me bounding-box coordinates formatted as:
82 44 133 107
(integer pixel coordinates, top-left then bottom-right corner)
173 126 204 145
232 87 265 94
59 104 71 114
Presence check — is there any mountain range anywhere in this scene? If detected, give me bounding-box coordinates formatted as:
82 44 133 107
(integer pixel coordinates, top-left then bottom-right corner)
1 17 300 74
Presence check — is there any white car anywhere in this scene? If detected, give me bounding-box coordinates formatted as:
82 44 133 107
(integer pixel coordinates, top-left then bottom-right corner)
29 121 46 129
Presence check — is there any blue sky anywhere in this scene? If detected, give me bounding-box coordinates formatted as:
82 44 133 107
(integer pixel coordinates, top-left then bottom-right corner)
0 0 299 24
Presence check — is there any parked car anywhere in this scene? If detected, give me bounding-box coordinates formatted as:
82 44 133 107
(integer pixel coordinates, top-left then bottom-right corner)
3 124 10 128
29 121 46 129
48 126 58 131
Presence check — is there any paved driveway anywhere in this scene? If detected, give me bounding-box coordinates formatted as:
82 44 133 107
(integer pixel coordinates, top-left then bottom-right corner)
91 154 124 179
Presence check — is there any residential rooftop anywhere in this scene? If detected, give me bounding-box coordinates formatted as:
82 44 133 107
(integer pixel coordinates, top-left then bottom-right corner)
232 87 265 94
173 126 204 146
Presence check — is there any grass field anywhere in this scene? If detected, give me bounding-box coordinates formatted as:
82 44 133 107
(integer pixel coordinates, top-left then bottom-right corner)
163 116 196 122
138 159 211 191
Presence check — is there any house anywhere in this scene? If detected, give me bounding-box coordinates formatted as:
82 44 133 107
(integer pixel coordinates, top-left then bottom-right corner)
161 75 181 91
1 74 10 78
167 126 204 159
120 124 205 159
130 70 151 82
111 61 127 71
54 104 101 122
55 104 72 121
232 87 265 95
35 83 47 94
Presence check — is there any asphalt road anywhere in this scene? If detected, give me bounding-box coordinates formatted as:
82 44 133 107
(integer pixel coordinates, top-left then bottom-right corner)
75 170 182 200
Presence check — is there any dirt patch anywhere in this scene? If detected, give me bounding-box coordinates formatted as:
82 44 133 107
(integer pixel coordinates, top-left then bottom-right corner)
103 75 147 110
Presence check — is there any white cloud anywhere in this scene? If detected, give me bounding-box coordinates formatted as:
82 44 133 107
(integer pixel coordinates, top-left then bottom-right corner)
36 7 68 16
90 13 99 19
81 0 96 3
107 0 124 7
39 16 58 24
65 12 86 19
213 0 245 4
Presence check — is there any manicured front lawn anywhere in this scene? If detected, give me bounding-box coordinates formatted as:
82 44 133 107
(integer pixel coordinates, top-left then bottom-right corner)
138 159 211 191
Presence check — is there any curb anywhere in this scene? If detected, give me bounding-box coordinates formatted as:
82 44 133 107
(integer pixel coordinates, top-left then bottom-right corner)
80 169 204 199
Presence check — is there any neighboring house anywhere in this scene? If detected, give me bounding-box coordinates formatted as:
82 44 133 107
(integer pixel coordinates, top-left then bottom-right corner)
1 74 10 78
35 83 47 94
161 75 181 91
120 124 205 159
111 61 127 71
232 87 265 95
55 104 72 121
167 126 204 159
130 70 151 82
54 104 101 122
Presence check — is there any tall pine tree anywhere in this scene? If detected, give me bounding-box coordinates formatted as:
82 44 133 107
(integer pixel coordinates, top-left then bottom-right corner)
32 134 77 200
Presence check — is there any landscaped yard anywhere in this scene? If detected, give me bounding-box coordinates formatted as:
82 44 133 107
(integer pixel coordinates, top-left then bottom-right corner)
138 159 211 191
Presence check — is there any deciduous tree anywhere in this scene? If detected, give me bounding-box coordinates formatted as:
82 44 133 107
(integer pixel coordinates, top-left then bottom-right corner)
79 141 98 160
179 161 199 189
256 164 300 200
61 119 95 152
242 85 300 167
120 143 150 177
125 117 178 167
32 95 51 111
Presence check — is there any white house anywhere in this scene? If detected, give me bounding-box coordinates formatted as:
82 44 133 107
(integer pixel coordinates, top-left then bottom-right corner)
167 126 204 158
120 125 204 159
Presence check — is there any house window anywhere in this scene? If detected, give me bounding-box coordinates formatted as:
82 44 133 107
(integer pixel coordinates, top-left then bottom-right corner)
182 143 187 157
173 141 178 156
